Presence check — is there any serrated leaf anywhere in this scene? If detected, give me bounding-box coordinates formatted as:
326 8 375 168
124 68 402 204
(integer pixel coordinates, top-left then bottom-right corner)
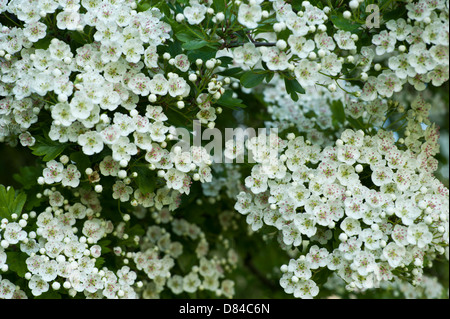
330 100 346 126
240 70 267 88
187 46 217 63
284 77 306 102
331 15 362 32
134 166 157 194
216 90 247 110
30 136 66 162
175 32 195 43
6 252 28 278
13 166 41 190
182 40 209 50
0 185 27 219
218 67 244 78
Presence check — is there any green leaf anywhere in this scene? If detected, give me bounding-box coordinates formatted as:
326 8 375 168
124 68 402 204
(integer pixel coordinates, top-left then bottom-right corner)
182 40 209 50
331 15 362 32
134 166 157 194
218 67 244 78
187 46 217 63
346 116 366 130
175 32 195 43
0 185 27 219
30 136 66 162
284 77 305 101
13 166 42 190
212 0 226 12
240 70 267 88
330 100 346 126
70 152 91 176
216 90 247 110
34 37 51 50
6 252 28 278
35 291 62 299
383 6 407 21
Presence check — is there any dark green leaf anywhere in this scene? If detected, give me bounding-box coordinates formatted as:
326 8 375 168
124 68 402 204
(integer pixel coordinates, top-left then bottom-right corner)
13 166 42 190
30 136 66 162
0 185 27 219
187 46 217 62
284 77 306 102
240 70 267 88
70 152 91 176
175 32 195 43
6 252 28 278
331 15 362 32
330 100 346 126
217 67 244 78
182 40 209 50
212 0 226 12
216 90 247 110
134 166 157 194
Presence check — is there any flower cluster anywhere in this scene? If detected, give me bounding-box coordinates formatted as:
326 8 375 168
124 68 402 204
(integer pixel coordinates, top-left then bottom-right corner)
0 190 138 298
233 96 448 298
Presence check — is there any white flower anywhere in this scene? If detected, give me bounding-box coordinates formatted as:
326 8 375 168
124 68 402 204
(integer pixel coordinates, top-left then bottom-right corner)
352 251 376 276
288 258 312 280
43 160 64 184
333 30 356 51
123 39 144 63
78 131 104 155
383 242 406 268
260 47 290 71
70 92 94 120
285 12 309 36
238 3 262 29
112 136 138 162
149 74 169 96
62 164 81 188
288 35 315 59
233 43 261 68
306 245 329 269
314 32 336 52
372 30 397 55
294 213 317 237
3 222 26 244
82 218 106 243
408 43 437 74
174 54 190 72
388 54 417 79
29 275 49 296
23 22 47 42
294 59 320 87
168 74 189 98
340 217 362 237
282 223 303 246
144 45 159 68
406 1 432 21
371 164 393 186
184 3 207 25
320 53 342 76
128 73 151 96
407 222 433 248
